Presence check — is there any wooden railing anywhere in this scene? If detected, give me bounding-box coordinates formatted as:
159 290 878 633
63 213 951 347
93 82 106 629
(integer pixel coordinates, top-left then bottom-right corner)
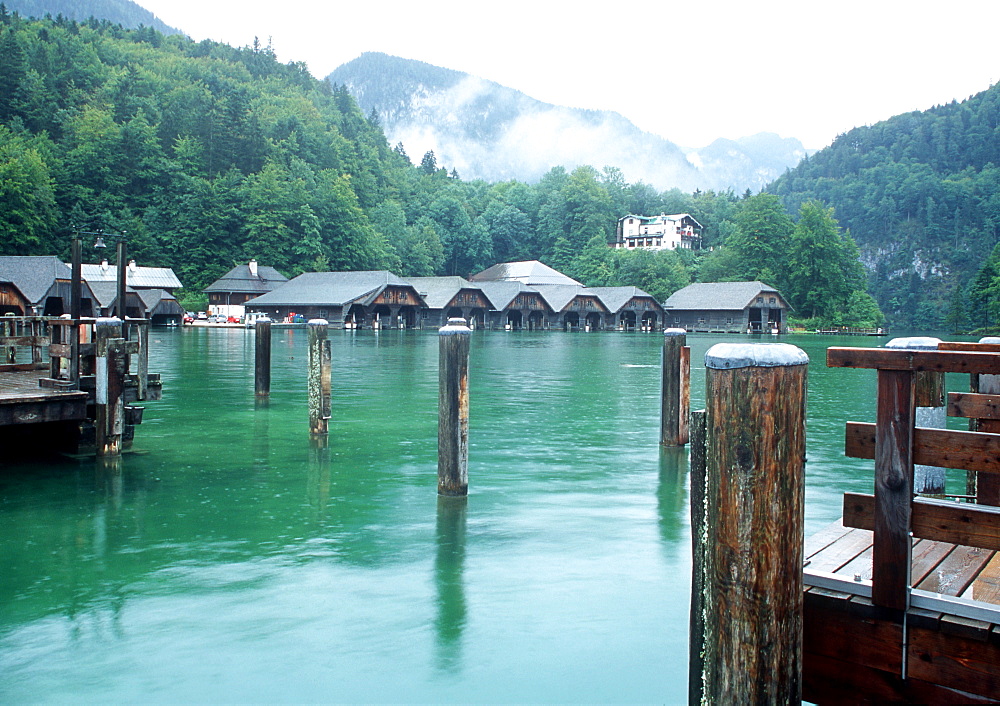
828 344 1000 612
0 315 50 371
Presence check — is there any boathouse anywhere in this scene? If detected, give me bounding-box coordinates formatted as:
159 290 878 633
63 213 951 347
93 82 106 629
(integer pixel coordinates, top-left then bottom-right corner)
245 271 426 328
531 285 609 330
408 277 492 328
469 259 582 287
0 256 98 316
663 281 790 333
80 259 182 294
203 260 288 319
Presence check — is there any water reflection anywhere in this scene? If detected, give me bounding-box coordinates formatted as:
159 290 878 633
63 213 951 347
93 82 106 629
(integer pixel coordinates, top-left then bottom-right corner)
434 495 467 673
657 446 688 547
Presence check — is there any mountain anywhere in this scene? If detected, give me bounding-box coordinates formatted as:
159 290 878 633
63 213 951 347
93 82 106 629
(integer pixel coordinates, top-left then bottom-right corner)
328 52 806 193
768 83 1000 329
2 0 180 34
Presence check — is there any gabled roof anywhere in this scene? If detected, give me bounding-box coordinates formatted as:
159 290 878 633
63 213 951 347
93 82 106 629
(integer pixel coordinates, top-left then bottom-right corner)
406 276 486 309
136 288 184 316
203 262 288 294
474 280 538 310
246 271 419 308
470 260 582 286
87 281 144 311
663 281 785 311
530 284 588 312
80 262 182 289
0 256 72 304
585 286 661 313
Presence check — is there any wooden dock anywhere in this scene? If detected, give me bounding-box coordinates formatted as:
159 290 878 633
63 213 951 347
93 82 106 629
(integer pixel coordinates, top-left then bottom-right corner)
799 342 1000 703
0 316 160 455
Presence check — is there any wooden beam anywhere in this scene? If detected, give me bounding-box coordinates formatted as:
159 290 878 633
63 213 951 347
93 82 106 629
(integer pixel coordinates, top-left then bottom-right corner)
938 341 1000 353
828 347 1000 375
844 492 1000 551
948 392 1000 420
847 422 1000 475
873 368 914 611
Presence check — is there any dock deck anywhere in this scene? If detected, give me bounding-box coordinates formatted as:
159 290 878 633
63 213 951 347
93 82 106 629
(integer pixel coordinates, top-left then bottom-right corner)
806 519 1000 606
0 368 88 426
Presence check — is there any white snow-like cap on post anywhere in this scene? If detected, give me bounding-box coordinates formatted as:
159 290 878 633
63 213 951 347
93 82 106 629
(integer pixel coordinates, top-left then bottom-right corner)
885 336 941 350
705 342 809 370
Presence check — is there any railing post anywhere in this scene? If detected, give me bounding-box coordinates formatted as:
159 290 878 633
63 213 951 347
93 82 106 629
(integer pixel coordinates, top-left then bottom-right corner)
886 337 944 495
872 367 914 611
307 319 331 436
973 336 1000 505
136 320 149 400
95 317 125 456
438 317 471 496
696 342 807 704
660 328 690 446
255 319 272 398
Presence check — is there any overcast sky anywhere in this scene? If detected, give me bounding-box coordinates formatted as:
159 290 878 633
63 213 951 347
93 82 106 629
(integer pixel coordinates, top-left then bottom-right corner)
137 0 999 150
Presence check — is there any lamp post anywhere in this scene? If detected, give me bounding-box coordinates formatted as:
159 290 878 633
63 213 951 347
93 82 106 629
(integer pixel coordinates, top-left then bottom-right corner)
70 226 125 384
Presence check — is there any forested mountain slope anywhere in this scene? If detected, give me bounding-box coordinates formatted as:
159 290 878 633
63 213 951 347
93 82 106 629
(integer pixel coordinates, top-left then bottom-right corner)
769 83 1000 329
1 0 179 34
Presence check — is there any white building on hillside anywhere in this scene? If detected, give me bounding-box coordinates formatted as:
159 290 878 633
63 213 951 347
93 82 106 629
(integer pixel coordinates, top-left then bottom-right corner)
614 213 703 251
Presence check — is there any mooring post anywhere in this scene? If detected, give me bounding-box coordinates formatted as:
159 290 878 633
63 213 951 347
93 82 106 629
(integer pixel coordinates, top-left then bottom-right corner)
307 319 331 435
695 342 807 705
660 328 690 446
438 317 471 496
255 318 272 398
886 337 945 496
95 317 126 456
687 408 708 706
972 336 1000 504
136 320 149 401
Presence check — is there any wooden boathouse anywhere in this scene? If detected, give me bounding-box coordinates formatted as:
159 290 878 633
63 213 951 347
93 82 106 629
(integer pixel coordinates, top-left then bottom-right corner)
0 315 160 456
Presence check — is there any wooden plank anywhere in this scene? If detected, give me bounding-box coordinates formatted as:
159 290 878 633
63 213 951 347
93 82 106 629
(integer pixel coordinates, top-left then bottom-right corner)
804 591 903 674
845 492 1000 551
913 538 959 586
909 623 1000 699
939 341 1000 353
847 422 1000 475
949 392 1000 420
962 551 1000 605
873 368 914 611
805 519 854 560
828 346 1000 374
838 545 874 580
915 545 995 596
806 527 874 572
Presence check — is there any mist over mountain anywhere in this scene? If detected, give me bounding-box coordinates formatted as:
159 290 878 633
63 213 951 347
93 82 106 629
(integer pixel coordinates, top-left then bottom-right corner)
329 52 807 193
2 0 180 34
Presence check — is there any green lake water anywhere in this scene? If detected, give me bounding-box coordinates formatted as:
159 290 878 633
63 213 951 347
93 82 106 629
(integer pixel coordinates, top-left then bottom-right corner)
0 329 966 703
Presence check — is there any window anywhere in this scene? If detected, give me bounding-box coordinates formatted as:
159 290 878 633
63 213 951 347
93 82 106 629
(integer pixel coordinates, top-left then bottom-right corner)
769 297 776 305
756 297 763 303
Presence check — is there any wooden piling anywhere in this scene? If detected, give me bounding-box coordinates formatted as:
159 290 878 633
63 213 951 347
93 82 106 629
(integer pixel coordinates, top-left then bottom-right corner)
307 319 331 435
438 317 471 496
688 408 707 706
660 328 690 446
255 319 272 398
695 342 807 704
95 317 126 456
886 337 945 495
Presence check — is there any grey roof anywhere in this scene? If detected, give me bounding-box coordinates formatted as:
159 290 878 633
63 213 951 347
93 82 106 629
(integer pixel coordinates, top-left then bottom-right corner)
0 256 73 304
406 276 486 309
87 281 144 311
80 262 182 290
530 284 588 312
474 280 538 310
246 271 419 308
470 260 582 286
137 288 184 316
203 262 288 294
586 286 661 312
663 281 785 311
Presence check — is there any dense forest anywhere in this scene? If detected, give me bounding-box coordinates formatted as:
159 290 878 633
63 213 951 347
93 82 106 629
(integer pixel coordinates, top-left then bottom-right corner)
0 9 879 327
770 84 1000 331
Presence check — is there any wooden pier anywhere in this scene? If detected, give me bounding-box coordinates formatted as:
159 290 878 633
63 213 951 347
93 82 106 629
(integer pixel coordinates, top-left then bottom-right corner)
799 343 1000 703
0 316 160 455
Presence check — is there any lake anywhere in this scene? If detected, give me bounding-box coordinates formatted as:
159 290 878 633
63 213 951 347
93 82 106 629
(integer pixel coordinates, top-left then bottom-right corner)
0 328 967 703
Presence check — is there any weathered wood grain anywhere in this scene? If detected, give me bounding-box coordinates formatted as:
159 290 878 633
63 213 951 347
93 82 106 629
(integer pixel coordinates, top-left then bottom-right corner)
949 392 1000 420
829 346 1000 374
872 368 914 611
844 492 1000 552
847 422 1000 475
659 331 685 447
438 318 470 496
909 622 1000 698
701 349 806 703
255 320 271 398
